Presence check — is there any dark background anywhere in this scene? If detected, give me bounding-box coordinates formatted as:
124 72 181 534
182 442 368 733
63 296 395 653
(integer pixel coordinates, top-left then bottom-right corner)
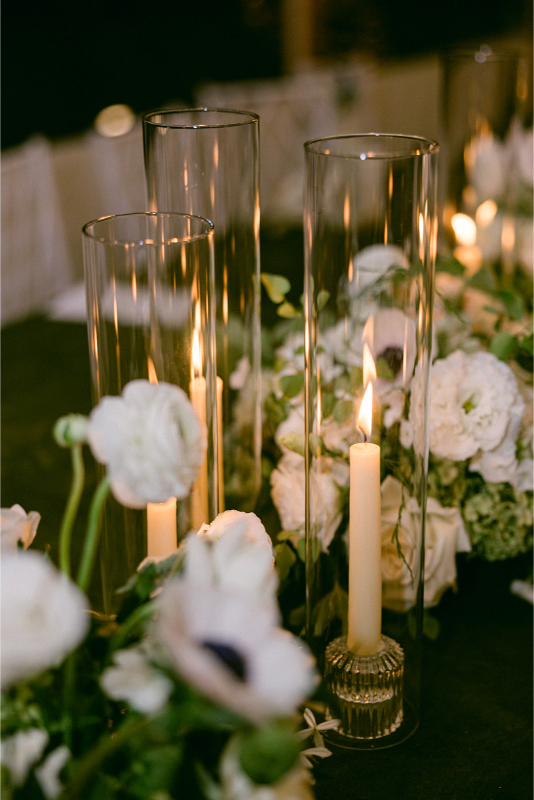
2 0 532 150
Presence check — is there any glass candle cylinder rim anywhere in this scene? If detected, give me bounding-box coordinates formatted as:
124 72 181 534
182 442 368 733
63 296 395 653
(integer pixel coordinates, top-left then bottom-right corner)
82 211 214 246
441 47 520 64
142 107 259 130
304 132 439 160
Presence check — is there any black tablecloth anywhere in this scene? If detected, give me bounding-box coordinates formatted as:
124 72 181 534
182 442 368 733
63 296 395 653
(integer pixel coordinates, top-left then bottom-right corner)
2 314 532 800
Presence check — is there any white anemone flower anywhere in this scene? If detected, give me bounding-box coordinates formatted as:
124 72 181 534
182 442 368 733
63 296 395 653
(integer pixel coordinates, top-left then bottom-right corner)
0 504 41 552
88 379 206 508
191 511 278 601
1 551 89 690
155 579 317 724
362 308 416 388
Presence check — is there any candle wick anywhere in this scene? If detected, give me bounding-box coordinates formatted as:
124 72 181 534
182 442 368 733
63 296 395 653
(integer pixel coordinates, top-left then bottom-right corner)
358 425 368 444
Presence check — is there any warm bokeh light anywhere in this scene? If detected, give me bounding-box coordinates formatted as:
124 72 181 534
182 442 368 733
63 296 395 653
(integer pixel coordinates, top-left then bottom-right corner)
148 357 158 385
358 381 373 441
451 213 477 246
476 199 498 227
94 104 136 138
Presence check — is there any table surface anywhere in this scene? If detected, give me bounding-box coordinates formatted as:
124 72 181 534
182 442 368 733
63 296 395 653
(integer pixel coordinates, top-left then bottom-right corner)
2 265 532 800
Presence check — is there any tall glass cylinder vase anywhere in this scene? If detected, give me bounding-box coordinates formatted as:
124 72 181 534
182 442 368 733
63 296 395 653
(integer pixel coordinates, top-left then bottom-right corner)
83 211 216 613
143 109 262 516
304 134 438 747
440 48 532 276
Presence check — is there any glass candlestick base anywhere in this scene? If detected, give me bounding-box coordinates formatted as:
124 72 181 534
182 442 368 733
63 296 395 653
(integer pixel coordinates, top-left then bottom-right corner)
325 634 404 740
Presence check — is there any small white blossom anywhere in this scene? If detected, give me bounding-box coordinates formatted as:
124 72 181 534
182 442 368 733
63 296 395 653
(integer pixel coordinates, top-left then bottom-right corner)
53 414 89 447
1 728 48 786
380 476 471 611
0 504 40 552
1 551 89 689
100 644 173 714
88 379 206 508
296 708 339 750
35 746 71 799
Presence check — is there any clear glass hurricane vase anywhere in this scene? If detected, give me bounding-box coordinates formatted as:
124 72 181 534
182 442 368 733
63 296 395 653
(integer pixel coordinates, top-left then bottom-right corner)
83 211 216 613
304 134 439 747
143 109 262 516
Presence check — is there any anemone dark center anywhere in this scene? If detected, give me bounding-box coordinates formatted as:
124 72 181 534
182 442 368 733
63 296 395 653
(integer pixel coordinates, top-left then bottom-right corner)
203 641 247 681
378 346 404 376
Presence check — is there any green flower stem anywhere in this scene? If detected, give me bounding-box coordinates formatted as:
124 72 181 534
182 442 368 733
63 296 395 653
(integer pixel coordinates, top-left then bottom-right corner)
77 476 111 592
62 651 77 751
61 715 150 798
108 600 157 656
59 444 85 578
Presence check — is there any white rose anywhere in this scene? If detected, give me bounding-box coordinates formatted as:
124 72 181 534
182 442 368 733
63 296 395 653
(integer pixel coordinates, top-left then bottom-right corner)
0 504 40 552
100 644 173 714
1 728 49 786
188 510 278 600
155 579 317 724
380 476 471 611
350 244 408 292
1 551 89 689
270 454 348 551
88 379 206 508
423 350 524 462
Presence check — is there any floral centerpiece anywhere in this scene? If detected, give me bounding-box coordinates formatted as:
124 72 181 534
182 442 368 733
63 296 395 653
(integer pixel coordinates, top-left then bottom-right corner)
1 381 325 799
234 251 533 635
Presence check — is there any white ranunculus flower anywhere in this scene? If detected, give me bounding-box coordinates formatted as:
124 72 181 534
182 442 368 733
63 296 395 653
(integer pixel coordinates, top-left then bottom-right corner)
350 244 408 293
189 511 278 601
270 454 348 551
380 476 471 611
1 551 89 689
1 728 49 786
100 644 173 714
155 579 317 724
35 745 71 799
0 504 41 552
88 379 206 508
220 736 314 800
423 350 524 462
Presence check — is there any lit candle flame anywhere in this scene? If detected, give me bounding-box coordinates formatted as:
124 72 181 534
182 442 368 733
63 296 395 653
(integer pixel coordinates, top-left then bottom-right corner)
362 343 377 386
148 357 158 385
358 381 373 442
192 327 202 379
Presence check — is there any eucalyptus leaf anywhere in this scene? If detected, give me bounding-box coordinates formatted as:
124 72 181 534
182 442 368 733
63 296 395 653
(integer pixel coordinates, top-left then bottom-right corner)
260 273 291 304
349 366 363 393
467 267 496 293
277 301 300 318
279 373 304 398
333 400 353 424
317 290 330 310
490 331 519 361
321 391 336 418
278 432 306 456
496 290 525 321
274 542 297 581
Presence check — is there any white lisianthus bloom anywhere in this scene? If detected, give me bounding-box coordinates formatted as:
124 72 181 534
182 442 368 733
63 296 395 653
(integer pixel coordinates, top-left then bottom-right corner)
380 476 471 611
155 579 317 724
189 511 278 601
1 551 89 689
1 728 49 786
35 746 71 799
220 736 315 800
350 244 408 293
100 644 173 714
88 379 206 508
0 504 40 552
270 454 348 551
423 350 524 463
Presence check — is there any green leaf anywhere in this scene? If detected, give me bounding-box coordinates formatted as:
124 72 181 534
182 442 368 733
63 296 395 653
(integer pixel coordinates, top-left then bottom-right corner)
274 542 297 581
333 400 353 424
278 432 305 456
296 537 306 562
239 723 300 785
467 267 496 293
490 331 520 361
376 357 396 380
423 612 441 640
521 332 533 356
261 273 291 304
436 255 466 276
277 529 296 542
496 290 525 321
321 391 336 418
317 290 330 310
309 433 323 455
277 301 300 318
279 373 304 398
